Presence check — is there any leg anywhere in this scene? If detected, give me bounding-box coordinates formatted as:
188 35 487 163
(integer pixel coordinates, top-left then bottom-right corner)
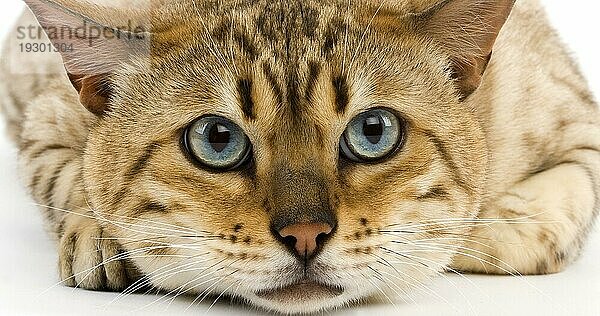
451 147 599 275
58 215 135 290
19 95 137 290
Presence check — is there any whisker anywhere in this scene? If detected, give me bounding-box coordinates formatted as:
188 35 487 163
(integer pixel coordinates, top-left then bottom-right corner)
371 254 457 310
383 242 551 299
348 0 386 73
112 253 211 303
360 268 399 311
75 245 207 290
378 252 477 313
205 279 240 313
124 257 221 307
77 197 209 235
368 265 413 309
35 203 208 239
187 268 240 311
384 211 556 229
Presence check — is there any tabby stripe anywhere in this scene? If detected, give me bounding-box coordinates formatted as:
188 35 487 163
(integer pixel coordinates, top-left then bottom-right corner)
42 206 57 229
422 130 472 194
262 63 284 106
110 188 128 211
237 79 255 120
211 18 231 41
286 69 302 117
333 76 349 114
29 144 70 159
29 164 44 193
142 201 169 213
570 146 600 155
39 159 69 226
417 185 449 200
299 5 319 38
567 148 600 213
43 160 70 205
110 142 160 209
111 142 161 211
551 74 596 107
321 17 345 59
56 191 72 238
305 61 321 102
321 25 338 58
19 139 35 152
554 160 599 219
56 218 66 238
126 142 160 179
233 31 259 62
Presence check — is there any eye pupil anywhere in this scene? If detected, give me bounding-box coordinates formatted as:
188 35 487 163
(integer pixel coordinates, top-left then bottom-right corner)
340 108 404 163
363 115 384 144
208 124 231 153
185 116 252 171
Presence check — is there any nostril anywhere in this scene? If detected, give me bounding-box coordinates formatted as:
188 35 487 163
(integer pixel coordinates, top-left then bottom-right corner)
281 235 298 251
315 231 330 247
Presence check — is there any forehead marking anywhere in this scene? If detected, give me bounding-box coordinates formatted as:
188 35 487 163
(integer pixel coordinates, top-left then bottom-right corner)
305 61 322 103
333 76 349 114
233 30 259 62
237 78 255 120
261 63 284 108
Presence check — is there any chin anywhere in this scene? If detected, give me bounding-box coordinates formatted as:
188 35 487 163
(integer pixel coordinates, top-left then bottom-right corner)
242 281 364 315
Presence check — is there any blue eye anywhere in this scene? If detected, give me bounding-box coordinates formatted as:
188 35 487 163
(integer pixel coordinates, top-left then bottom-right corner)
339 109 405 162
184 116 252 170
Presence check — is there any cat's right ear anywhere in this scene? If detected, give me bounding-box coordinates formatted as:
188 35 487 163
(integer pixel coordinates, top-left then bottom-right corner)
417 0 515 99
22 0 152 115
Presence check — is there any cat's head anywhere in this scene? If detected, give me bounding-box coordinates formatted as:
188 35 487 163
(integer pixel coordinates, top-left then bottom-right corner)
25 0 513 313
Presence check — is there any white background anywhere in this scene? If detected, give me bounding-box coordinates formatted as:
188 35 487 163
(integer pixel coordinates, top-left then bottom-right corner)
0 0 599 315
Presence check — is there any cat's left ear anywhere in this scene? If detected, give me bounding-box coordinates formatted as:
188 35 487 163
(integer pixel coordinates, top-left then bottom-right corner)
417 0 516 99
23 0 152 115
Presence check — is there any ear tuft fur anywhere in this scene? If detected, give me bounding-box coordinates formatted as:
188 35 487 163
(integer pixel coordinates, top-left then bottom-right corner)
23 0 152 114
419 0 516 98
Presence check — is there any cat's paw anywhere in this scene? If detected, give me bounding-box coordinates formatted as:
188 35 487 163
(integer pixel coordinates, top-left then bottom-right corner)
58 217 132 291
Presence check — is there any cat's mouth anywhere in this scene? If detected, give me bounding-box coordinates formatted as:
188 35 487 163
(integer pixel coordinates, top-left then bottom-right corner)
255 280 344 303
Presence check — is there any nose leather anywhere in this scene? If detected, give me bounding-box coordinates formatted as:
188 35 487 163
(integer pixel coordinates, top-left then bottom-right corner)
277 222 334 257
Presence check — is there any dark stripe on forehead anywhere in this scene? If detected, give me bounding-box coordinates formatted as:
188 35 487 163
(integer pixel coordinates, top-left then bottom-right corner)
233 30 259 62
262 63 284 106
286 69 301 117
237 79 255 120
321 17 346 59
299 5 320 38
212 17 232 41
305 61 321 102
322 27 337 58
333 76 349 114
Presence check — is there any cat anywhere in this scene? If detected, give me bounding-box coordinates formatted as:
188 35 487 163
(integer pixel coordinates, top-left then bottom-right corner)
1 0 598 314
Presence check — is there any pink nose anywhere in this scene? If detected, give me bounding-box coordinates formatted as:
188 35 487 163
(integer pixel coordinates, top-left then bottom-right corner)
277 222 334 258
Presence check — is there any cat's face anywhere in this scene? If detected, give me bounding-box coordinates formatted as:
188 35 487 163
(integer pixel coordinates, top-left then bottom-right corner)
82 2 489 312
26 0 514 313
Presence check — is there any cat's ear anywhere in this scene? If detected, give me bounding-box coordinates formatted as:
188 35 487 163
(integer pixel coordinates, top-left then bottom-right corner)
418 0 515 99
23 0 151 115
